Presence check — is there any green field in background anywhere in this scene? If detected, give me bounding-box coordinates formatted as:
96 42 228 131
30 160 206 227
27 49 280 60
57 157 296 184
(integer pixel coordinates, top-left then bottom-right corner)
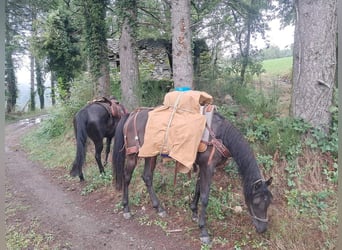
262 56 292 76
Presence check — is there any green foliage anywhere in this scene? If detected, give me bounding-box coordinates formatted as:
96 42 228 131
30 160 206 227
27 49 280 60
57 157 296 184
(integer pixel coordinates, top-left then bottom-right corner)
38 107 68 138
286 189 335 216
137 1 171 39
207 184 235 221
216 105 239 124
35 75 93 139
265 118 307 159
116 0 138 38
225 83 280 118
81 0 109 79
110 67 122 100
6 226 54 250
224 161 239 177
322 163 338 184
224 55 266 83
35 7 82 98
81 171 113 195
261 45 293 60
256 154 274 172
140 79 173 107
21 124 75 169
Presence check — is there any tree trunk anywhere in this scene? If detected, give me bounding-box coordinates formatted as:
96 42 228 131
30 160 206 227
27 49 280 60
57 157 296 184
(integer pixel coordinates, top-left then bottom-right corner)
51 71 56 106
82 0 110 98
35 60 45 109
5 8 17 113
96 60 110 97
171 0 193 89
119 12 139 111
5 47 17 113
30 54 35 112
291 0 337 132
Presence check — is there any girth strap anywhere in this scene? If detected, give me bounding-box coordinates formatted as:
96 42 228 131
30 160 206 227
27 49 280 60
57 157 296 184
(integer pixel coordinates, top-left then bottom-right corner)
205 123 231 165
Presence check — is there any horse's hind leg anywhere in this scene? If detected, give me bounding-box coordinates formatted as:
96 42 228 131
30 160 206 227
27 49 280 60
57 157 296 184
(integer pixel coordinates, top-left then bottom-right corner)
122 154 137 219
104 137 112 166
94 139 105 174
142 157 166 217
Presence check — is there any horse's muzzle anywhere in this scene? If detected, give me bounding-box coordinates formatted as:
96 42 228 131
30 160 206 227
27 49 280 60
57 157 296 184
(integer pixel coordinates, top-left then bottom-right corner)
254 220 268 233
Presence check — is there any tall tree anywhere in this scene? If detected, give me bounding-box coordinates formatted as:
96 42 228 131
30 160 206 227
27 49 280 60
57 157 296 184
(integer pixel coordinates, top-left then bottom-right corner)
5 0 28 113
29 54 35 111
291 0 337 131
5 27 17 113
230 0 273 84
171 0 193 89
191 0 273 85
29 3 37 112
37 6 82 100
36 59 45 109
81 0 110 97
117 0 139 110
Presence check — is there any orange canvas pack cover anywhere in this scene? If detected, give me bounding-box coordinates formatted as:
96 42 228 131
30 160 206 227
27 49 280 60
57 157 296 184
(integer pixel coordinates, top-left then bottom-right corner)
138 90 213 172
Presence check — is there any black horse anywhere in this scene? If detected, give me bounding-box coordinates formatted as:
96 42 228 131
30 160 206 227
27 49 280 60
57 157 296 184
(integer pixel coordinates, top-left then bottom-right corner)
70 97 127 181
112 108 273 244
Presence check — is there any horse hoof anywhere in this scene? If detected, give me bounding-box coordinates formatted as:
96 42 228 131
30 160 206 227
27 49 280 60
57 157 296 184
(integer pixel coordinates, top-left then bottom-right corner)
158 211 167 218
200 236 211 245
123 212 131 219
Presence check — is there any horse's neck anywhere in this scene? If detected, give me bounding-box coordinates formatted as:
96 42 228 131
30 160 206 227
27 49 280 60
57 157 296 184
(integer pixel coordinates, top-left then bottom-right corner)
221 120 262 185
240 160 262 186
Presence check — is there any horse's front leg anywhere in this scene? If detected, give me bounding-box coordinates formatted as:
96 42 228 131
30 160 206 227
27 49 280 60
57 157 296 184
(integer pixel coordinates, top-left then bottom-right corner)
142 157 166 217
122 154 137 219
198 164 215 244
190 175 200 222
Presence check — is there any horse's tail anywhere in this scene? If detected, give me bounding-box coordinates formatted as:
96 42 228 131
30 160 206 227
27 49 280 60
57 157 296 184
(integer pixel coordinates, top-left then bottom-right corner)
112 113 130 191
70 111 88 178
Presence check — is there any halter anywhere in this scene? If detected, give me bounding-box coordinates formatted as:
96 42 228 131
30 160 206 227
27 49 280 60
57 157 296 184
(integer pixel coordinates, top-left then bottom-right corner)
250 179 269 223
250 206 269 223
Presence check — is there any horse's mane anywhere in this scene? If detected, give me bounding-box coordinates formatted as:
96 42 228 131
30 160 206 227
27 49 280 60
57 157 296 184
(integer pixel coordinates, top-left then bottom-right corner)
215 112 262 200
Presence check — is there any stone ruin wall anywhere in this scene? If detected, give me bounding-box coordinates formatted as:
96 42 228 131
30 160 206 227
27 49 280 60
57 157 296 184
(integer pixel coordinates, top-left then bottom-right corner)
107 39 172 80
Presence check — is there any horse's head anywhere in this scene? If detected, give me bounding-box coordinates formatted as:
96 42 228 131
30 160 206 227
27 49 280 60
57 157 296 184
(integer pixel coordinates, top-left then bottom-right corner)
247 177 273 233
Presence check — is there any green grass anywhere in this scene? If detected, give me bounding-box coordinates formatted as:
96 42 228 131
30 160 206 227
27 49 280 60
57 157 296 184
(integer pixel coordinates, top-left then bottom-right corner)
262 56 292 76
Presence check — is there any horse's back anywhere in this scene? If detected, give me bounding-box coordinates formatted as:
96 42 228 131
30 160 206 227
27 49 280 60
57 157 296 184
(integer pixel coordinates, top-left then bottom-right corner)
75 103 113 139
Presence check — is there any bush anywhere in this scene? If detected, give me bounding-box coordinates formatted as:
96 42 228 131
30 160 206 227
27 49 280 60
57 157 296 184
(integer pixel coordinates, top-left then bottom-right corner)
140 79 173 107
37 75 94 139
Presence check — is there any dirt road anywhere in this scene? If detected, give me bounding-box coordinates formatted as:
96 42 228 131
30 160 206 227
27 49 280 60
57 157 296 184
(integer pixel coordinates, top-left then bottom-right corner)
5 119 198 249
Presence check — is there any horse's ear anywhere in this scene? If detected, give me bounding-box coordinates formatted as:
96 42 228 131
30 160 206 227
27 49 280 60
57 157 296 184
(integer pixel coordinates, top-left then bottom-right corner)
266 177 273 186
253 180 263 191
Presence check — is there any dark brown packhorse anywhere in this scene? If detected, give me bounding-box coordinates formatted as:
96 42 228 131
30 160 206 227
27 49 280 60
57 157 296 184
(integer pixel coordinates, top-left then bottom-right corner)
70 97 127 181
112 107 273 244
